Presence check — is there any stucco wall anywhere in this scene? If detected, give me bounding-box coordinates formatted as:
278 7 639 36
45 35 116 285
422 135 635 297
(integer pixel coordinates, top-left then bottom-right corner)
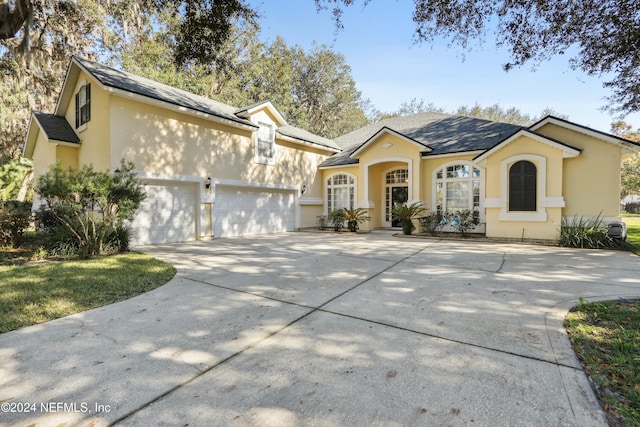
64 71 111 172
536 123 622 217
483 135 565 240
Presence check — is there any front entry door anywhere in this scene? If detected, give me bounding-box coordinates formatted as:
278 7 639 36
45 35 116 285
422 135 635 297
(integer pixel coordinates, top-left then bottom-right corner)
390 186 408 227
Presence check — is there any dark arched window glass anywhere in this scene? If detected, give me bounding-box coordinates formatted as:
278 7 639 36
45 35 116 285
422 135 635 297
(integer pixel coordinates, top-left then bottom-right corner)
509 160 536 211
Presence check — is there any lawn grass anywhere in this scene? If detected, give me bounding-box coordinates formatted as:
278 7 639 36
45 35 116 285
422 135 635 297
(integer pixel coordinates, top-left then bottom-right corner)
622 216 640 254
566 299 640 425
0 252 176 333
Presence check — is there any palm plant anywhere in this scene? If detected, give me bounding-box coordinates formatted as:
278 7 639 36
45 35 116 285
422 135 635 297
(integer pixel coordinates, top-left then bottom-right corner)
342 207 371 232
391 202 426 235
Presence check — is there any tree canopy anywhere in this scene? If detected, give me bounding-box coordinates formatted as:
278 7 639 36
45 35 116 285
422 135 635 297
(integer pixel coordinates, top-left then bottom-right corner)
315 0 640 116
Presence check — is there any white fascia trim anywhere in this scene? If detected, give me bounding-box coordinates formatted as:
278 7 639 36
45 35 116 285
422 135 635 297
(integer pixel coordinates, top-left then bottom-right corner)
55 59 81 115
422 150 484 160
23 114 38 158
106 86 257 132
351 127 431 159
475 130 580 166
242 101 288 126
299 197 323 206
530 117 640 153
276 133 340 153
52 140 81 148
319 163 359 170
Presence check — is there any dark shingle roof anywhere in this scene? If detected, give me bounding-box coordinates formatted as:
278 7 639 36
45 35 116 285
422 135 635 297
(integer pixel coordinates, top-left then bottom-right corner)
74 57 339 151
277 125 340 151
33 112 80 144
74 56 256 128
321 112 523 167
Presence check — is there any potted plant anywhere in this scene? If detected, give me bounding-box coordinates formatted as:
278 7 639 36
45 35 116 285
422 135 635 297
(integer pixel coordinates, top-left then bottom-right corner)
341 207 371 232
392 202 426 235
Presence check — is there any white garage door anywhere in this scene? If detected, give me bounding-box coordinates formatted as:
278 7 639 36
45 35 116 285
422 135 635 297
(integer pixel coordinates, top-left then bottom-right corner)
129 181 197 245
214 186 295 237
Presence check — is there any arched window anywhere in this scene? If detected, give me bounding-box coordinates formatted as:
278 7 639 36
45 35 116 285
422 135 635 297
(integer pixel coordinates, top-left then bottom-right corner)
434 163 481 215
326 173 355 214
509 160 537 211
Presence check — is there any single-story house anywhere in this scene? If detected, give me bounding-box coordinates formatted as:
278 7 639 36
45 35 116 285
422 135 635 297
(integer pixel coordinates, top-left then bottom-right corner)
23 57 640 243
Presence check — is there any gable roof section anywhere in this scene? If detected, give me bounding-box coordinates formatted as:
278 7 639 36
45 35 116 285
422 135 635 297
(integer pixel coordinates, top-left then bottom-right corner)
67 56 257 130
530 115 640 154
235 101 288 126
23 112 80 157
320 112 523 168
350 127 432 158
53 57 338 153
474 129 581 166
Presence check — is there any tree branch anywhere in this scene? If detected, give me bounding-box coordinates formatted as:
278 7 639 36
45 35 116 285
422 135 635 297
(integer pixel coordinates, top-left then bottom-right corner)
0 0 31 40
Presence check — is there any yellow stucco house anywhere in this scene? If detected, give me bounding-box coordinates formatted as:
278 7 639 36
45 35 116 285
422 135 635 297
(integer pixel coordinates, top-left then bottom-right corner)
23 57 640 244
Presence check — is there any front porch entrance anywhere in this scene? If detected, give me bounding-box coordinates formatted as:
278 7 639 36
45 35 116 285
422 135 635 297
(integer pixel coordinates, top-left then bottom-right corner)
384 168 409 227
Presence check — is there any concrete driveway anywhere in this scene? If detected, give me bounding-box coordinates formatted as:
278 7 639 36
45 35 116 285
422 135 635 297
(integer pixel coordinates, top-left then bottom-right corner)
2 233 640 426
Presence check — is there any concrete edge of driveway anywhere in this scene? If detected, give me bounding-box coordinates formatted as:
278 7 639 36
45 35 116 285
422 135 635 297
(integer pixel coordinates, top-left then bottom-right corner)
544 293 640 426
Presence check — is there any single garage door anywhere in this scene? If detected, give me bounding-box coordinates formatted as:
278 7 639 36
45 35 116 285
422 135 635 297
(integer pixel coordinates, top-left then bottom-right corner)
129 181 197 245
214 186 295 237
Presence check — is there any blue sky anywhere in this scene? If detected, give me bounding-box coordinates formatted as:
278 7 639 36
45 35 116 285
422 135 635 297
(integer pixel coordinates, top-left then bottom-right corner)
250 0 640 133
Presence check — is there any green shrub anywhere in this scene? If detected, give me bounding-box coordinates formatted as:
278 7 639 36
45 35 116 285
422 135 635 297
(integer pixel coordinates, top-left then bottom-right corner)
419 211 444 235
34 160 145 258
560 215 617 249
448 209 480 236
328 209 345 231
0 200 32 248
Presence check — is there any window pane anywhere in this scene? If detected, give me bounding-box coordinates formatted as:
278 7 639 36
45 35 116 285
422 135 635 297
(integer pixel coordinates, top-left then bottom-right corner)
446 181 470 210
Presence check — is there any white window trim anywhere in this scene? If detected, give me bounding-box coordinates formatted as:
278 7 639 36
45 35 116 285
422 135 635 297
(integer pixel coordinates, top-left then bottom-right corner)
325 172 357 214
254 121 276 165
76 79 88 132
382 166 411 227
484 154 565 222
431 160 485 222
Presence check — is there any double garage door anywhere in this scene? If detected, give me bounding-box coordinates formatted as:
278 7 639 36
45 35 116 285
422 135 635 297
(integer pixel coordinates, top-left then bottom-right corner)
130 182 295 244
214 186 295 238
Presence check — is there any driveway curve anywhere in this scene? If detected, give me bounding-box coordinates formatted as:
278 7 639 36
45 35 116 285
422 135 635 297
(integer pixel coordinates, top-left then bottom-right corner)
2 232 640 426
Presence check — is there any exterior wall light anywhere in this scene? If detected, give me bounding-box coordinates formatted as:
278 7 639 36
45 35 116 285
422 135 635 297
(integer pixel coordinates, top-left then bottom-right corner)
301 185 307 195
205 177 211 189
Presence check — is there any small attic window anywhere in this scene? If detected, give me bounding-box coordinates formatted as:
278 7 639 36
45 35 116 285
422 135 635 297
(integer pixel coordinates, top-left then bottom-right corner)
255 121 275 164
75 83 91 129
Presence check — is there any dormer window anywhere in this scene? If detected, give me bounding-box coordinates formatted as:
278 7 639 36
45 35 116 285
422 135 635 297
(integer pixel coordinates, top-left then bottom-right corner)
75 83 91 129
255 121 275 164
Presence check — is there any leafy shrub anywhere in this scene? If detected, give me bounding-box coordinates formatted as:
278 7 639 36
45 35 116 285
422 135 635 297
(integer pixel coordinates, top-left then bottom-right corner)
448 209 480 236
342 207 371 232
419 211 444 235
34 160 145 258
392 202 426 235
0 200 32 247
328 209 345 231
560 215 617 249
